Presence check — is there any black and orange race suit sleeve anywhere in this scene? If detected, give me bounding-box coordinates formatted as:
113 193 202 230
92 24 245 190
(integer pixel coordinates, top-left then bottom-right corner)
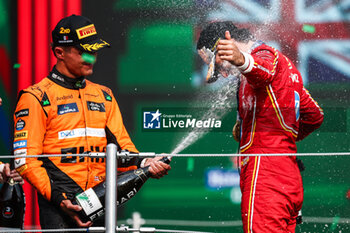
101 88 141 173
13 92 53 201
296 87 324 141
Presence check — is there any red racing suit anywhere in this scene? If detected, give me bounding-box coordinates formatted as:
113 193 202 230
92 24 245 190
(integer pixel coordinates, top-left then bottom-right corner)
236 42 324 233
13 66 141 207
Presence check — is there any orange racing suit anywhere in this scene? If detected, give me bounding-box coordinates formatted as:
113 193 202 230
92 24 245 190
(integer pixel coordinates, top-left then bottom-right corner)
13 66 140 207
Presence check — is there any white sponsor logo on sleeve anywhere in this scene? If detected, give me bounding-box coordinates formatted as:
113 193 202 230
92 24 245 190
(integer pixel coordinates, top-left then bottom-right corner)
14 149 27 168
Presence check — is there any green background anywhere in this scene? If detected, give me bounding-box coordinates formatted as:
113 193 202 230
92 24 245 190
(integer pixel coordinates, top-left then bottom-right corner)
111 2 350 233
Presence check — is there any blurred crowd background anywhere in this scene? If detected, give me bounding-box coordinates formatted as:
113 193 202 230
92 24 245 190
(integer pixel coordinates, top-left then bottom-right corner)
0 0 349 232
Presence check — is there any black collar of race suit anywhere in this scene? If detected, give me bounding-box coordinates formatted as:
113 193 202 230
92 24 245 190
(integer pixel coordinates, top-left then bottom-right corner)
48 66 86 90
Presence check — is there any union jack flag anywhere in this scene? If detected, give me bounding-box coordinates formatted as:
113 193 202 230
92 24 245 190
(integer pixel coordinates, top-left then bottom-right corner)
295 0 350 23
206 0 280 23
299 40 350 84
197 0 350 85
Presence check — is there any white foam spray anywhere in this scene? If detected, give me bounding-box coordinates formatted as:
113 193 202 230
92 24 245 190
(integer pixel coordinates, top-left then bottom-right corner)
171 76 239 154
171 1 281 154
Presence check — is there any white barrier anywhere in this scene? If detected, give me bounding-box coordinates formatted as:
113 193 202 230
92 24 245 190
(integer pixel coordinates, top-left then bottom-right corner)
2 152 350 159
1 150 349 232
0 226 214 233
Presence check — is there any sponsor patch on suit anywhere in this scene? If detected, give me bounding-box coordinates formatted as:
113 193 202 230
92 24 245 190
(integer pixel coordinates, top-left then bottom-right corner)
15 109 29 118
58 103 79 115
87 101 105 112
16 119 26 130
13 140 27 150
14 131 28 140
14 149 27 169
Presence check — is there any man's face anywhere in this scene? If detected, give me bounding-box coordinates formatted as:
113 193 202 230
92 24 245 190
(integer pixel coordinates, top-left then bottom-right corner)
61 47 97 78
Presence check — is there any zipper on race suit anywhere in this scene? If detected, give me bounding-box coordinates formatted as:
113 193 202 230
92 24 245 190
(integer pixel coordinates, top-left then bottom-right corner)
79 88 91 190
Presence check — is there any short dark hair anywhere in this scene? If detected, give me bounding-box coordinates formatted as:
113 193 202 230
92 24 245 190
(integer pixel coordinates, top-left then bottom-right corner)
51 45 74 58
197 21 253 50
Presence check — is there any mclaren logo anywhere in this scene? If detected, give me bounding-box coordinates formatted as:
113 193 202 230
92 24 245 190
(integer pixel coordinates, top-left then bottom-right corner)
76 24 96 39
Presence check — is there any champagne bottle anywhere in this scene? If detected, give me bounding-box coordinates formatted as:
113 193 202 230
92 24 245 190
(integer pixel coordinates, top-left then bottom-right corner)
73 157 170 222
296 210 302 224
0 178 25 228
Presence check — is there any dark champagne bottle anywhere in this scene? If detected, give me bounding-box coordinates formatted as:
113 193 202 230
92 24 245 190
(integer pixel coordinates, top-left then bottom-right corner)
296 210 302 224
0 178 25 228
73 157 170 222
